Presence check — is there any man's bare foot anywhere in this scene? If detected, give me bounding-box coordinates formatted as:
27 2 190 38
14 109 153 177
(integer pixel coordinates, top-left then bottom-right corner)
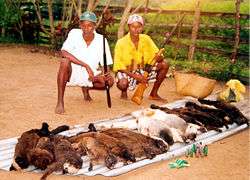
84 94 92 101
82 88 92 101
148 95 168 103
120 91 128 100
55 103 64 114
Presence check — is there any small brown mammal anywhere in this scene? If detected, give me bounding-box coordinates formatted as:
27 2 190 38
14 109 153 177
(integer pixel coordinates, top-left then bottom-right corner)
40 136 83 180
70 131 136 169
9 123 70 171
27 137 54 170
101 128 169 159
70 133 118 171
9 123 50 171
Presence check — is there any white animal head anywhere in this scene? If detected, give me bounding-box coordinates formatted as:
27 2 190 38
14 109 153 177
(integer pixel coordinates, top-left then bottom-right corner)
63 162 80 174
63 163 79 174
185 123 207 138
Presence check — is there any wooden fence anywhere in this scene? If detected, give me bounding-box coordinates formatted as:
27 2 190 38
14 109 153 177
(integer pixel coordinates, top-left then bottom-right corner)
2 2 249 62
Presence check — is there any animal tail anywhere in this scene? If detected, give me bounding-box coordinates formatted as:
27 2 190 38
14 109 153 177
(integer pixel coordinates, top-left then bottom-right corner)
40 162 62 180
150 104 162 110
50 125 70 135
159 129 174 145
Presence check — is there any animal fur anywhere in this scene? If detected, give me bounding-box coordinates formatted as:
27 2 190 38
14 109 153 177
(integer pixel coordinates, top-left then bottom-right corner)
10 123 70 171
40 136 83 180
101 128 169 160
132 108 206 144
198 99 249 126
185 101 232 127
69 131 136 170
27 137 54 170
9 123 50 171
150 104 224 132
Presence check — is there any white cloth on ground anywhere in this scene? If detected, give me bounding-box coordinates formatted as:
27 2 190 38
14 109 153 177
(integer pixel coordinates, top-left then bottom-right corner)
61 29 113 87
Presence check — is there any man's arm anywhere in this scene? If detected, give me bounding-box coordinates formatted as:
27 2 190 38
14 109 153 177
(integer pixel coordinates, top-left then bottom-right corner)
61 50 94 81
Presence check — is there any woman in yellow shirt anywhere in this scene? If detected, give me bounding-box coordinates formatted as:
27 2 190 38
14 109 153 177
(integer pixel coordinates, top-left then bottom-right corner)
113 14 169 101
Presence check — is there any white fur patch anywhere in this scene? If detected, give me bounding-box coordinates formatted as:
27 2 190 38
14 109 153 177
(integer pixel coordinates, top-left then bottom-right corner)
63 162 79 174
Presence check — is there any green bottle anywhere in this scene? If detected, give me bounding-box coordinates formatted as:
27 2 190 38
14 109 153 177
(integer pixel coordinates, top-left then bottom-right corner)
203 145 208 156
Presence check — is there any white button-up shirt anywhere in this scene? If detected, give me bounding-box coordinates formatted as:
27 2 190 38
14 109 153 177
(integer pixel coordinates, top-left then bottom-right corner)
62 29 113 87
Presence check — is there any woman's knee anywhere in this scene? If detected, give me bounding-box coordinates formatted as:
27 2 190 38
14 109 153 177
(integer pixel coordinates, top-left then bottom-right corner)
117 78 128 91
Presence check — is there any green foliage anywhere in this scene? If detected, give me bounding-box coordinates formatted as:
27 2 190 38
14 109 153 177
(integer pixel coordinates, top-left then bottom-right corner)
0 0 21 28
0 0 248 82
170 56 249 82
159 0 249 13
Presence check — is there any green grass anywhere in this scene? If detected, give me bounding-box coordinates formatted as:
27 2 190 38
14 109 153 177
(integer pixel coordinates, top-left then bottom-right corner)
153 0 249 13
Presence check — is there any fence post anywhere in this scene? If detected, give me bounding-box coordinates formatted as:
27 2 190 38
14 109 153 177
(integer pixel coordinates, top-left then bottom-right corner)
188 0 201 61
174 12 183 60
231 0 241 63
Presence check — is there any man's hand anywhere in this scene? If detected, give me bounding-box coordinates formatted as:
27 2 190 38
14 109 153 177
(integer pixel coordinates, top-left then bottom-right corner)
85 66 94 81
104 73 113 83
132 73 147 84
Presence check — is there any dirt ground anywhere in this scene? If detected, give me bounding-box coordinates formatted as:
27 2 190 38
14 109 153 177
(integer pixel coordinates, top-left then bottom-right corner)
0 45 249 180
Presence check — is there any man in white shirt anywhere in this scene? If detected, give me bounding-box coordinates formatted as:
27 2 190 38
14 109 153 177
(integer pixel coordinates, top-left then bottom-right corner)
55 11 114 114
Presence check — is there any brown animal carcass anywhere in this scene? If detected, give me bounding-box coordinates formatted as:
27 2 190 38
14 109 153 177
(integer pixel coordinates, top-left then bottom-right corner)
101 128 169 160
69 131 136 169
9 123 50 171
40 136 82 180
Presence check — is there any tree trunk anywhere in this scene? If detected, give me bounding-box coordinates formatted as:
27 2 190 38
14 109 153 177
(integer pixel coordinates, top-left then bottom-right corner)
231 0 241 63
47 0 56 47
96 0 111 28
78 0 83 16
32 0 49 34
87 0 99 11
188 0 201 61
117 0 133 39
173 13 183 60
1 28 5 37
145 0 149 13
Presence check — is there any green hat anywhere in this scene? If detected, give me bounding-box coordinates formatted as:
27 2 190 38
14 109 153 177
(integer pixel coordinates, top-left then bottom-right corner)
80 11 97 23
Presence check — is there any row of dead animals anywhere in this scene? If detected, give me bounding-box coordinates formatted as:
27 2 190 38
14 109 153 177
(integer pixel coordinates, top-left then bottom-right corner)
10 123 168 180
10 99 249 180
99 99 249 144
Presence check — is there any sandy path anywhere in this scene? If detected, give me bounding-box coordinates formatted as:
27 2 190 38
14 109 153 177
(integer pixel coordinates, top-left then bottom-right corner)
0 45 249 180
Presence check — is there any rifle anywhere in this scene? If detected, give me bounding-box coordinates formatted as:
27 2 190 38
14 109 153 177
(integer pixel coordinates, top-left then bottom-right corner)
103 35 112 108
131 14 186 105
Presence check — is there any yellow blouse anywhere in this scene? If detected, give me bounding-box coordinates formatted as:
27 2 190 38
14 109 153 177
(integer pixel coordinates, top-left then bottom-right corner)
113 33 159 72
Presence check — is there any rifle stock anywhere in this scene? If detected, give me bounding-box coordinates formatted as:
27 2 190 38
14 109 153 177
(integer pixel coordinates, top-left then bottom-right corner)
131 72 149 105
131 49 164 105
